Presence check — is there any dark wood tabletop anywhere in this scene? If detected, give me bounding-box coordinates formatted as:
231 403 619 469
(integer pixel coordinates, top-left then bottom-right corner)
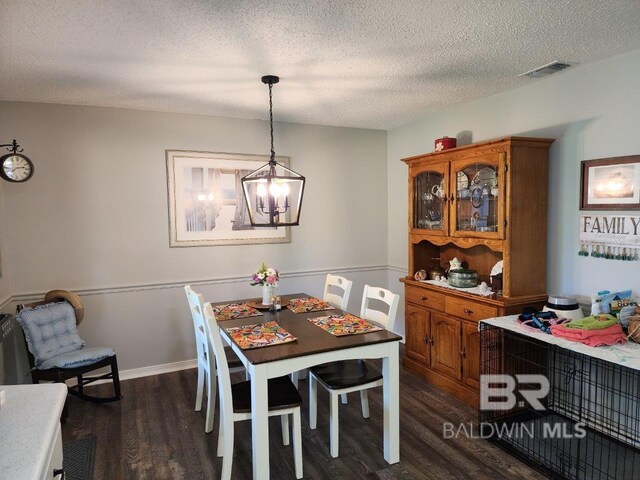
212 293 402 365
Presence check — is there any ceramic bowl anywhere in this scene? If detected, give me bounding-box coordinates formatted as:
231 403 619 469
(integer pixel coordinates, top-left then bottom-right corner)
448 269 478 288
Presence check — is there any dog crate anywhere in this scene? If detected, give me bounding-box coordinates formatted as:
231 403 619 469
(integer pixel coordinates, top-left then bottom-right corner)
480 322 640 480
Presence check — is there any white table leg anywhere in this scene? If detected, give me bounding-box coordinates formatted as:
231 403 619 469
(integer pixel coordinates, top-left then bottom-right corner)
382 342 400 464
251 364 270 480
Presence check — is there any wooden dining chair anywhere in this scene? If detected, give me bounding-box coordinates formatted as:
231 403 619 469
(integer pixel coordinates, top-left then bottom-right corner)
308 285 400 458
323 274 353 310
202 302 303 480
184 285 245 434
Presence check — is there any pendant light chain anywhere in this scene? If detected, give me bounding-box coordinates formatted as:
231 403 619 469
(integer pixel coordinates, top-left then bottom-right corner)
269 81 275 164
241 74 305 227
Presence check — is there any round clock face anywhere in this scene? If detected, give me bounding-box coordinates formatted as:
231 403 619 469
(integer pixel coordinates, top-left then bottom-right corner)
0 153 34 182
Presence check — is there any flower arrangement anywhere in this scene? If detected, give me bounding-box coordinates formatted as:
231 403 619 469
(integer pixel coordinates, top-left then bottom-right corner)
250 262 279 286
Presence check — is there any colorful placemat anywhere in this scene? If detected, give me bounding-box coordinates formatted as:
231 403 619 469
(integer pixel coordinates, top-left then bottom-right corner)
287 297 336 314
213 303 263 321
308 313 383 336
225 320 297 350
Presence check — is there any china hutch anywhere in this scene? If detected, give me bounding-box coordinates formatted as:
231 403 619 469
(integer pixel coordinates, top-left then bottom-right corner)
400 136 554 407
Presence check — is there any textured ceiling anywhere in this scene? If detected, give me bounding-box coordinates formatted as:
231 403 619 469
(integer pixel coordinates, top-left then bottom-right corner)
1 1 640 130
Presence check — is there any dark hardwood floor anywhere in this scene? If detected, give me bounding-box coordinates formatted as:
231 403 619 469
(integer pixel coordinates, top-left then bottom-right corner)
61 358 543 480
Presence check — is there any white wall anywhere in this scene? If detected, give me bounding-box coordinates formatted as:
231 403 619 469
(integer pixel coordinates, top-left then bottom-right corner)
388 48 640 335
0 102 388 370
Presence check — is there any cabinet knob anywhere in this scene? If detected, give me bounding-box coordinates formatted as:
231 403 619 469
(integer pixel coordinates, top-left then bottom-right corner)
461 349 467 358
450 193 455 203
430 336 434 345
424 335 429 344
463 308 473 315
420 296 428 302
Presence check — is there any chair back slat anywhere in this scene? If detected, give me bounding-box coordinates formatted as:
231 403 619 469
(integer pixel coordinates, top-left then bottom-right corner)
203 302 235 423
184 285 211 368
323 274 353 311
359 285 400 331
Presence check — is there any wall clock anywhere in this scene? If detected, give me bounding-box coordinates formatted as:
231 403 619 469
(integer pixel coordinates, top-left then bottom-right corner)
0 140 34 183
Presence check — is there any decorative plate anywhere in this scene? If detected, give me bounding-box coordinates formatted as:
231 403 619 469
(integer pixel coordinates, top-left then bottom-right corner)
456 171 469 190
472 167 497 188
471 187 484 208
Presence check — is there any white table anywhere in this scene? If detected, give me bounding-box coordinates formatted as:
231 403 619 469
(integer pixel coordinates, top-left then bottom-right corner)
217 294 401 480
0 383 67 480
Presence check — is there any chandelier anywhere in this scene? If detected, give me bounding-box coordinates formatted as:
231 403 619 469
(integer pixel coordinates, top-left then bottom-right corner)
241 75 305 227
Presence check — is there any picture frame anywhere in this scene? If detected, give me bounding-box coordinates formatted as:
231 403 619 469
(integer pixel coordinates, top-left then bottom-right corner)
580 155 640 210
166 150 291 247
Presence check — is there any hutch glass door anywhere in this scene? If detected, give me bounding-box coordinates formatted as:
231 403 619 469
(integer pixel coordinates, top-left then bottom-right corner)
450 154 505 239
412 163 448 236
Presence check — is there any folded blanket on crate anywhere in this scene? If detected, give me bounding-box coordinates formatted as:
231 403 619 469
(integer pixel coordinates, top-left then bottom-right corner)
564 314 618 330
550 322 627 347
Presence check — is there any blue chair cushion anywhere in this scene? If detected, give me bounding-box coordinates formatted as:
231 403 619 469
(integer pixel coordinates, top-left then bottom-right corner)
39 347 115 370
16 301 84 368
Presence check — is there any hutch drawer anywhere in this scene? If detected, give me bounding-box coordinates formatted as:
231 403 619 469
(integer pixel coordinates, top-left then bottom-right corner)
444 296 498 322
405 285 445 311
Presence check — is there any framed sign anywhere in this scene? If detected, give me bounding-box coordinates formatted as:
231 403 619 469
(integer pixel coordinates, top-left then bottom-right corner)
166 150 291 247
578 214 640 260
580 155 640 210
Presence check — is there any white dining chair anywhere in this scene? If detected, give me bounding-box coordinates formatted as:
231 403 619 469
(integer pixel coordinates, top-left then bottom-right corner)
184 285 245 433
323 274 353 310
203 302 303 480
291 274 354 390
308 285 400 458
323 274 354 403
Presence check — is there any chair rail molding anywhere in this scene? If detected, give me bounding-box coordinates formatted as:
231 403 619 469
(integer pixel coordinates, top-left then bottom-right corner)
387 265 408 274
2 264 393 308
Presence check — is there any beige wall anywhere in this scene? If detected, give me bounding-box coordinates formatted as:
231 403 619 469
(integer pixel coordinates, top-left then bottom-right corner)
0 102 388 371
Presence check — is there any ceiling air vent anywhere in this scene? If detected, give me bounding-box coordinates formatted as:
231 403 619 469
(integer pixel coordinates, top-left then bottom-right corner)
519 61 572 78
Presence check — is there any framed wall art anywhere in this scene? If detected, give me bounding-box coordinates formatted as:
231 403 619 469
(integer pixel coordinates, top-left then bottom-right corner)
580 155 640 210
166 150 291 247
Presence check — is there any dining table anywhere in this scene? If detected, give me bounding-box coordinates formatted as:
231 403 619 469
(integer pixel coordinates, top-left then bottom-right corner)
213 293 402 480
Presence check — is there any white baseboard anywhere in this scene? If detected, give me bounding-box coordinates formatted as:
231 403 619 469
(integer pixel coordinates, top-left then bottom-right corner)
67 358 197 387
118 358 197 381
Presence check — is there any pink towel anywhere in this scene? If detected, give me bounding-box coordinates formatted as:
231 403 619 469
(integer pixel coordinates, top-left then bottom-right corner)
550 323 627 347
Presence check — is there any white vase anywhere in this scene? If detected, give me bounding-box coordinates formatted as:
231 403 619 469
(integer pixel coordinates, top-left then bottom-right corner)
262 284 273 305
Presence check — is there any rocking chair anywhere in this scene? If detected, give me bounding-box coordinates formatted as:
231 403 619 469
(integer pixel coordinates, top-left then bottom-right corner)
16 290 122 416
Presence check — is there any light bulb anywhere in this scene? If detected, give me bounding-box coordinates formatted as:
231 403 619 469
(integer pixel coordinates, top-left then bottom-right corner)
281 183 290 196
269 183 281 197
197 193 205 201
257 184 267 197
208 193 214 201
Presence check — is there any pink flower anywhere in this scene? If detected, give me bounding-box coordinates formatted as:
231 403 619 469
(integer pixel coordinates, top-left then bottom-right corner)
266 275 276 284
